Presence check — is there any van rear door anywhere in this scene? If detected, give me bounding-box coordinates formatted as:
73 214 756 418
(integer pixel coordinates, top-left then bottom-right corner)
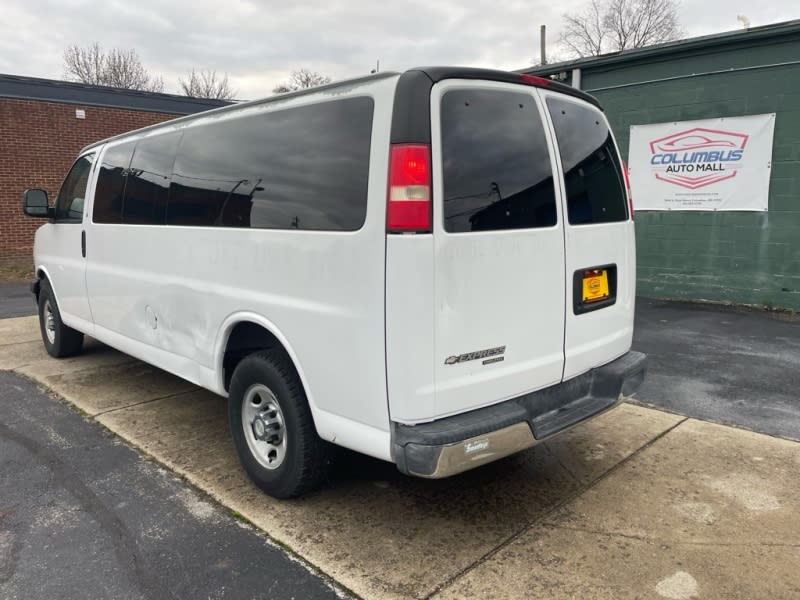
428 81 566 420
543 93 635 380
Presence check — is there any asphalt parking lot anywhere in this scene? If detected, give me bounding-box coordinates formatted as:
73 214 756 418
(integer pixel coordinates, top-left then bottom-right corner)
2 291 799 599
634 297 800 441
0 283 33 319
0 370 340 600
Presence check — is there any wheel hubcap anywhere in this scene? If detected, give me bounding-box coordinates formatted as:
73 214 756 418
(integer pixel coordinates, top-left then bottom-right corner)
43 300 56 344
242 384 287 470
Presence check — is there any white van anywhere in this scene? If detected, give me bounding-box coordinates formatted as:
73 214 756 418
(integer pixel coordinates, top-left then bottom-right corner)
23 67 645 498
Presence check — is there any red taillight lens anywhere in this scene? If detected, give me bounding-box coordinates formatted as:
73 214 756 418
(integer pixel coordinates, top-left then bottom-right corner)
519 73 552 87
621 160 634 218
387 144 431 232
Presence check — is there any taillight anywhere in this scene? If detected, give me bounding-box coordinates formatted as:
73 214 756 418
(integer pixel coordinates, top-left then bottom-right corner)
387 144 431 233
621 160 634 219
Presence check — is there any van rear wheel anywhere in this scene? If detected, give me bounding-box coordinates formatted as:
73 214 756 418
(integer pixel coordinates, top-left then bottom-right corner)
228 350 329 498
37 279 84 358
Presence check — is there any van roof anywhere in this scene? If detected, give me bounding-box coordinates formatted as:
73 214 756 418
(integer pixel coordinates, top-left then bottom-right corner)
81 67 601 153
413 66 600 107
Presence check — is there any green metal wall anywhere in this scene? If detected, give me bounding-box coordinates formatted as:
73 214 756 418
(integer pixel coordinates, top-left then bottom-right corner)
582 36 800 310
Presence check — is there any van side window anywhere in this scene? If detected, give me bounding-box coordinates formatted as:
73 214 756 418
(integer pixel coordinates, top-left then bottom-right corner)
546 97 628 225
441 89 557 233
54 154 96 222
125 132 182 225
168 97 374 230
93 143 135 223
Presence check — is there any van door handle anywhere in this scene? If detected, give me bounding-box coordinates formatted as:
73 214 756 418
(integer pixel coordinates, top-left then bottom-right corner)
81 230 86 258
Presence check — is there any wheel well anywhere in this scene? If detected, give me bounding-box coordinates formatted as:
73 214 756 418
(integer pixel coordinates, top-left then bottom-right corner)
33 269 47 300
222 321 287 391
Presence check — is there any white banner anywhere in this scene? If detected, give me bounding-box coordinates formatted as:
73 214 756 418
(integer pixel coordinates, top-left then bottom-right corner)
628 114 775 211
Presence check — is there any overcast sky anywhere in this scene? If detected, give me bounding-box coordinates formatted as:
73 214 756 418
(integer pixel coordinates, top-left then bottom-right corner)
0 0 797 100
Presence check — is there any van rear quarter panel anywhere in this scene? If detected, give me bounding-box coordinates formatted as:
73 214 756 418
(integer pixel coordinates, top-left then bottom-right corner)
83 77 397 454
385 235 436 423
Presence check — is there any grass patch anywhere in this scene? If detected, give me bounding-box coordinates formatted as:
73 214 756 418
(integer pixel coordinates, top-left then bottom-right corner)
0 263 35 283
230 510 252 524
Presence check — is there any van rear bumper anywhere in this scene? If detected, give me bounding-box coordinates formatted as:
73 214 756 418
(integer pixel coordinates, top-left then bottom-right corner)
391 351 646 478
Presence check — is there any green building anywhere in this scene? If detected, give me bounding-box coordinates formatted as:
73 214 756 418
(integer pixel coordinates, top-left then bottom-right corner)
524 20 800 310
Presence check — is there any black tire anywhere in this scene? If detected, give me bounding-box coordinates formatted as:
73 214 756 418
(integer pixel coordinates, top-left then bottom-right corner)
228 349 329 499
37 278 84 358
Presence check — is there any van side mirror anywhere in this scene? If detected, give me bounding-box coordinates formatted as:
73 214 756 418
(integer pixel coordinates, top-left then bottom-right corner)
23 189 52 218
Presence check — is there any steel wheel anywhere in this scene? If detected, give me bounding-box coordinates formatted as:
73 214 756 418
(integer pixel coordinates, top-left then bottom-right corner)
43 299 56 344
228 349 330 498
242 383 287 470
36 278 84 358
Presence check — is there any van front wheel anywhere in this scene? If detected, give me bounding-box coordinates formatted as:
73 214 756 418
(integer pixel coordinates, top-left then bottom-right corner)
228 350 329 498
37 279 84 358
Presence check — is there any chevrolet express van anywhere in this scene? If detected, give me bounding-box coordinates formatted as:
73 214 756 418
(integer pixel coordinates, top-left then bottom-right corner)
23 67 646 498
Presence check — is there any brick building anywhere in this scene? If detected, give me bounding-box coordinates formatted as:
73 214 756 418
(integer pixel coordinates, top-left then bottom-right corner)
0 75 229 265
524 20 800 310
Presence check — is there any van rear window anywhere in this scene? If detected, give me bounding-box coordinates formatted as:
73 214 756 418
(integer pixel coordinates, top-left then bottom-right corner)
546 97 628 225
441 89 557 233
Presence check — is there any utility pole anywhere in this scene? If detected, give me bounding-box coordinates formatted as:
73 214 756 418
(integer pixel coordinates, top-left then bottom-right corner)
540 25 547 65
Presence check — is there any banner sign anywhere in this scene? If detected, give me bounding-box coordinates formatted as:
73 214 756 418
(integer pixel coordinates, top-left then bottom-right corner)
628 114 775 211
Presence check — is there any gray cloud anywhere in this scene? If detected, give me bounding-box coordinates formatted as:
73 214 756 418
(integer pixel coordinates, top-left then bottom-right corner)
0 0 796 100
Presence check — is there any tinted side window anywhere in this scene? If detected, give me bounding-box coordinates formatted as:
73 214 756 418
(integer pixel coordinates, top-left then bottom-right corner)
55 154 96 221
125 132 181 225
546 97 628 225
168 97 374 230
441 89 556 233
94 143 135 223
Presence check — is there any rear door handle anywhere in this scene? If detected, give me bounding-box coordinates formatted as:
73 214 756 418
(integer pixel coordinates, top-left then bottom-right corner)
81 230 86 258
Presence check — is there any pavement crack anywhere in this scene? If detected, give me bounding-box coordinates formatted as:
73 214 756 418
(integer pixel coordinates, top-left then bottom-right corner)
91 389 198 417
540 523 651 542
540 525 800 549
544 442 582 485
680 540 800 549
0 340 39 348
422 416 689 600
13 358 138 379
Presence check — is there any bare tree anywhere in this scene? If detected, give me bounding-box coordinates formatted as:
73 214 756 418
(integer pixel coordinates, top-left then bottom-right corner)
560 0 682 57
273 69 332 94
179 69 237 100
63 43 164 92
561 0 608 57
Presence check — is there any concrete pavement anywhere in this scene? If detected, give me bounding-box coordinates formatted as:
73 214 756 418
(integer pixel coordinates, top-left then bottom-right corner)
2 314 799 599
436 418 800 599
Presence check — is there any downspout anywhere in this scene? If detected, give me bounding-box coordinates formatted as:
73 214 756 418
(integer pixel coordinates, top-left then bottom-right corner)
571 68 582 90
